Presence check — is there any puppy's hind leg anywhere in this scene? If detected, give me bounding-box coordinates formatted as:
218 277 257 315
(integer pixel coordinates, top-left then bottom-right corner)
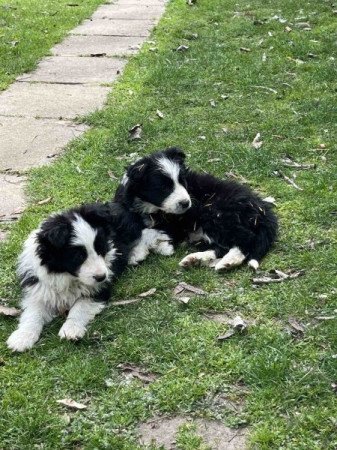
214 247 246 271
179 250 217 268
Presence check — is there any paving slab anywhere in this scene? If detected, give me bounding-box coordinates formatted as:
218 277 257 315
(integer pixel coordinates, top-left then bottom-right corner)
0 83 110 119
109 0 166 5
17 56 125 84
71 19 153 37
92 4 164 20
0 174 26 219
0 117 88 171
52 34 146 57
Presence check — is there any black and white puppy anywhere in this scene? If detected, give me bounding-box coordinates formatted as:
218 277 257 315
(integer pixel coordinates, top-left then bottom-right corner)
115 147 278 270
7 202 143 352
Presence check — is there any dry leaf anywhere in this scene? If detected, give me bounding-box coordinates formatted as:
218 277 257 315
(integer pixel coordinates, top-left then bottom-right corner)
0 305 20 317
263 196 276 205
128 124 142 141
217 329 236 341
198 135 206 140
118 363 157 383
288 317 305 333
138 288 156 298
210 100 216 107
240 47 251 52
285 26 292 32
177 296 191 304
225 171 249 184
253 269 305 285
173 282 206 296
37 197 52 206
221 94 229 100
252 132 263 149
315 316 335 321
107 170 117 180
56 399 87 410
231 315 247 331
176 45 189 52
187 0 196 5
281 156 315 170
156 109 164 119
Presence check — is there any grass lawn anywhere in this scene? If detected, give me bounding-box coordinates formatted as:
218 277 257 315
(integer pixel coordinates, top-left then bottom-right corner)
0 0 106 90
1 0 337 448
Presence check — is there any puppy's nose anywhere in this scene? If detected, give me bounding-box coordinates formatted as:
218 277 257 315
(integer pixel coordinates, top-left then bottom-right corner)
93 274 106 282
179 200 190 210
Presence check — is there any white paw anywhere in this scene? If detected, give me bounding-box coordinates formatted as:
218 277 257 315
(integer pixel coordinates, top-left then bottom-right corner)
128 246 149 266
58 321 86 341
7 330 39 352
214 248 246 271
179 250 216 268
155 241 174 256
247 259 259 271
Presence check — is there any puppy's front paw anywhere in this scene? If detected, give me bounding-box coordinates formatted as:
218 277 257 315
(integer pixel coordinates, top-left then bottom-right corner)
7 330 39 352
179 253 200 268
59 321 86 341
155 241 174 256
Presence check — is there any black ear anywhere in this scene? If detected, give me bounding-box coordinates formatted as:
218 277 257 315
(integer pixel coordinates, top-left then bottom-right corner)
164 147 186 163
127 159 149 183
39 216 71 248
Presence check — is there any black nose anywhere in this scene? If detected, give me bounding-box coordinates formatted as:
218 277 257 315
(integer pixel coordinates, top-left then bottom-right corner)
179 200 190 210
93 274 106 282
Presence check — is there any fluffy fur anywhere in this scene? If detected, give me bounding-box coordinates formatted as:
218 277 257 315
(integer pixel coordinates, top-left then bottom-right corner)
115 147 278 270
7 202 143 352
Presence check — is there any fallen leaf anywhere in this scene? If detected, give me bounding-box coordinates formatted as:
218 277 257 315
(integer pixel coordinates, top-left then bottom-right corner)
173 282 206 296
210 99 216 107
138 288 156 298
198 135 206 140
56 399 87 410
274 170 303 190
315 316 335 321
221 94 229 100
217 329 236 341
128 124 142 141
285 26 292 32
176 45 189 52
37 196 52 206
118 363 157 383
263 196 276 205
252 132 263 149
225 171 248 184
262 52 267 62
0 305 20 317
288 317 305 333
331 383 337 393
253 269 305 285
187 0 196 5
281 155 315 170
156 109 164 119
231 315 247 331
240 47 251 52
296 22 311 29
252 85 277 94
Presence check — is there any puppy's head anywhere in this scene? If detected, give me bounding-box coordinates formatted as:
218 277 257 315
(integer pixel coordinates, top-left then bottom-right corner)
37 209 115 286
123 147 192 214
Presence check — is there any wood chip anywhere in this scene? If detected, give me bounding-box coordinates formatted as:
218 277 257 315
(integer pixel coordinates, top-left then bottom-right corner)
173 282 206 296
113 298 142 306
281 156 315 170
263 196 276 205
315 316 335 321
128 124 142 141
0 305 21 317
253 269 305 285
240 47 251 52
138 288 156 298
252 132 263 149
56 399 87 410
118 363 157 383
176 45 189 52
156 109 164 119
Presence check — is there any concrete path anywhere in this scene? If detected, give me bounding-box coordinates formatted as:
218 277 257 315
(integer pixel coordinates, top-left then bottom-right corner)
0 0 166 221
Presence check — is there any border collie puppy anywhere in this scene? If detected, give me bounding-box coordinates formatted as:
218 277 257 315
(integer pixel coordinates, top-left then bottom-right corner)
6 202 143 352
115 147 278 270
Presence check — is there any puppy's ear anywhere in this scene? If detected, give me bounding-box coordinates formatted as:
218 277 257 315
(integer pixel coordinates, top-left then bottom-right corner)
165 147 186 163
39 216 71 248
127 160 148 183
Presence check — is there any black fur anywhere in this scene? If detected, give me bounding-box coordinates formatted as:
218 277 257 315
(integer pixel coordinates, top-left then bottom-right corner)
115 148 278 263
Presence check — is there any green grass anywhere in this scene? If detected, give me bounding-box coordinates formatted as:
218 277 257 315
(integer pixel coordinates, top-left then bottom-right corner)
0 0 106 90
1 0 337 448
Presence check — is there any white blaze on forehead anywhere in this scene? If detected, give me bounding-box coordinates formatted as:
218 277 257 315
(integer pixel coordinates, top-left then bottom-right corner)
71 214 97 252
156 157 181 182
